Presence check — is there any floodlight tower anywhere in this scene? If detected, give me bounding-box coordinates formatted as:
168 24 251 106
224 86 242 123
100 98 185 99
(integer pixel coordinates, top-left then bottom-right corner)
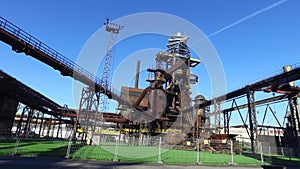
100 18 123 111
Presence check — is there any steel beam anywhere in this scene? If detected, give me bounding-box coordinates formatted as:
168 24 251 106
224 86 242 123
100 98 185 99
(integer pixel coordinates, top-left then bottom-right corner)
223 111 229 134
288 94 300 154
246 87 257 153
0 17 130 106
0 70 60 115
193 65 300 111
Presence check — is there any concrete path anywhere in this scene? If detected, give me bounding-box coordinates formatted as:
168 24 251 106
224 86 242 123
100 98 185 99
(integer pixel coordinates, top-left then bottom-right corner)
0 156 294 169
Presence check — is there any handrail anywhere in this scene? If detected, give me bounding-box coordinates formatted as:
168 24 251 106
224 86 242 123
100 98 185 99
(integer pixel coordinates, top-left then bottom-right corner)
0 16 121 98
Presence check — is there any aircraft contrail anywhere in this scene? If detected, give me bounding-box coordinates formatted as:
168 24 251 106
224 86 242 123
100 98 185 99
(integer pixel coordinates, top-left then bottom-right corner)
193 0 288 44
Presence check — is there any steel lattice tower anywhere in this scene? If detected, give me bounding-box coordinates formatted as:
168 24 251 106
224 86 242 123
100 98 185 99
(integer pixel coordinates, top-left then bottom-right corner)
100 18 123 111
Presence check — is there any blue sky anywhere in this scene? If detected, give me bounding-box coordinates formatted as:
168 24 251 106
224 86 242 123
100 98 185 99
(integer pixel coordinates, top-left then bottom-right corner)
1 0 299 126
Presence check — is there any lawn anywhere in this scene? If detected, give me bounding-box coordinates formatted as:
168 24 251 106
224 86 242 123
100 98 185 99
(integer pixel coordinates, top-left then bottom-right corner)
1 138 299 166
0 138 68 157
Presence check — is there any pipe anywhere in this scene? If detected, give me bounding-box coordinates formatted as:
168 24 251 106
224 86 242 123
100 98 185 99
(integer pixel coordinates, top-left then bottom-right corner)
283 65 295 86
165 60 186 75
134 86 152 107
135 60 140 88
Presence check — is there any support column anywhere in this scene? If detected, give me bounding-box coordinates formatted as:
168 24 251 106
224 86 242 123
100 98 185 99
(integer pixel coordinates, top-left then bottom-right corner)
213 98 221 132
246 86 258 153
24 108 34 133
288 94 300 155
16 106 28 136
0 95 19 136
78 87 100 144
223 111 229 134
34 112 40 133
46 116 52 137
38 113 44 137
51 119 56 137
57 116 62 138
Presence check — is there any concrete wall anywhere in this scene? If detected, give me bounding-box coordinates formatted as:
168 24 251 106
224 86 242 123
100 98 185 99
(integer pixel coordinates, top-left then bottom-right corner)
0 95 18 136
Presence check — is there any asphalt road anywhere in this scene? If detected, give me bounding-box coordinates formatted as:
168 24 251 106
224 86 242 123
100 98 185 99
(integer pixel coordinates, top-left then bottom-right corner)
0 156 296 169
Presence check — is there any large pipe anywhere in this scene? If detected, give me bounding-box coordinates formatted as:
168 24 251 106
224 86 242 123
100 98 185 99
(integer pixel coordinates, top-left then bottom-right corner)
283 65 295 86
165 60 186 75
134 86 152 107
135 60 140 88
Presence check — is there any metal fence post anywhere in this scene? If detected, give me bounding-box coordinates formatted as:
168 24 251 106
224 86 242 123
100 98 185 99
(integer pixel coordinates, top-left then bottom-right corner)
260 142 264 164
13 137 20 156
281 146 284 156
196 138 202 165
228 140 237 165
65 129 74 159
113 136 119 162
157 137 163 164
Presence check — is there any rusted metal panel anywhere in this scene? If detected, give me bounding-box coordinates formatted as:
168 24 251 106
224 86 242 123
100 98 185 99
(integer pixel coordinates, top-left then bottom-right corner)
121 87 148 107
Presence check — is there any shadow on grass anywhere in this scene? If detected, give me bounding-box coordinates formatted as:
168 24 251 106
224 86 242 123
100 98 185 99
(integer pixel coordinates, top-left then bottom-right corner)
0 140 148 169
0 139 42 155
243 152 300 167
0 156 144 169
37 144 69 157
0 138 69 157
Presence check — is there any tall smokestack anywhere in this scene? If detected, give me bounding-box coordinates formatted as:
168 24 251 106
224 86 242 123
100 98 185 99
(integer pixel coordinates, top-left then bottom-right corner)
135 60 141 88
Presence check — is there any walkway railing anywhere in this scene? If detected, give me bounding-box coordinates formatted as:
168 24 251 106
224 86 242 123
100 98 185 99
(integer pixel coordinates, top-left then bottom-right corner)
0 16 121 99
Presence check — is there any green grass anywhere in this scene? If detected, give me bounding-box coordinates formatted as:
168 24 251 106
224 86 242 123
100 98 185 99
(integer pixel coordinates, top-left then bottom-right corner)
71 143 261 165
0 138 68 157
244 152 300 166
1 139 300 166
0 139 16 155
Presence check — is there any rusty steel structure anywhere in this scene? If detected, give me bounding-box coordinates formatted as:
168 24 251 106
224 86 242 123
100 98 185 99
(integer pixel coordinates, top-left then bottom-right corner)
0 16 127 105
117 32 202 136
191 65 300 153
0 69 76 136
0 16 201 138
76 19 124 143
0 68 127 137
0 16 300 155
77 87 100 143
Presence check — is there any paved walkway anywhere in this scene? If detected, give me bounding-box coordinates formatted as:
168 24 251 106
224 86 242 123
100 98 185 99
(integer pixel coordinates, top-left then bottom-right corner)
0 156 293 169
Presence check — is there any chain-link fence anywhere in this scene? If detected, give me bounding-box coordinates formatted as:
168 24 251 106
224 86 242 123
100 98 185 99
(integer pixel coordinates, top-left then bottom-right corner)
65 132 203 164
1 115 299 166
259 141 297 157
2 132 300 166
0 137 69 157
62 130 260 165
